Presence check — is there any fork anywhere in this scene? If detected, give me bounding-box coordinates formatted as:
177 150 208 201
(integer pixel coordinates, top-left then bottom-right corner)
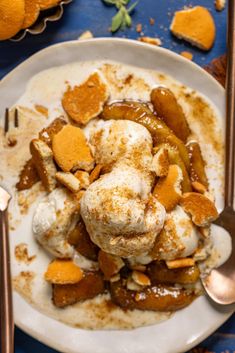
0 107 19 353
202 0 235 304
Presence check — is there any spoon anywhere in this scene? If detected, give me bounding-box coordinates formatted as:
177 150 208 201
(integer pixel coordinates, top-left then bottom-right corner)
0 186 14 353
202 0 235 305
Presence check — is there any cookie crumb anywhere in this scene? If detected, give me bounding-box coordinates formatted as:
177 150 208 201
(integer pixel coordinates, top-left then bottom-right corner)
136 23 142 33
215 0 226 11
180 51 193 60
149 17 155 25
15 243 36 264
78 30 93 40
138 36 162 46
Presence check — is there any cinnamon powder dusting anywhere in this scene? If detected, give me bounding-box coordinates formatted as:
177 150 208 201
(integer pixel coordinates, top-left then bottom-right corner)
179 91 223 155
13 271 35 300
15 243 36 264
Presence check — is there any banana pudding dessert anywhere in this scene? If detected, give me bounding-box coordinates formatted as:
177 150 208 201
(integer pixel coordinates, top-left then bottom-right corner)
1 61 231 329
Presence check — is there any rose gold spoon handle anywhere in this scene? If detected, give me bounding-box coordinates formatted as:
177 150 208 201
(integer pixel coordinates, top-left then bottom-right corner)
0 187 14 353
202 0 235 304
225 0 235 209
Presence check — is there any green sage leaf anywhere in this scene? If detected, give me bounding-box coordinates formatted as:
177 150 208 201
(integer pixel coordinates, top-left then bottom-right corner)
127 0 138 13
124 11 132 26
111 9 124 32
102 0 117 5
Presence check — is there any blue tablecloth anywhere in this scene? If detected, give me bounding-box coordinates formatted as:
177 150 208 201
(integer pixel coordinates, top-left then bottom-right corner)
0 0 234 352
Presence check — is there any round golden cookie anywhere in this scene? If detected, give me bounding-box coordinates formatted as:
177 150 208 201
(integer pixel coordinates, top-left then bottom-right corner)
38 0 61 10
0 0 25 40
22 0 40 29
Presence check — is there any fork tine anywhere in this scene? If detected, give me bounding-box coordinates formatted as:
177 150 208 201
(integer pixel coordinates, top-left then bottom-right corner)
14 108 19 128
4 109 9 135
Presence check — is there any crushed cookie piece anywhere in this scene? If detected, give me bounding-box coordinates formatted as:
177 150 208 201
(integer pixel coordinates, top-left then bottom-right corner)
74 170 90 189
199 226 210 238
170 6 216 51
73 190 85 202
56 172 81 193
110 274 121 283
78 30 93 40
52 125 94 172
215 0 226 11
45 259 83 284
34 104 48 118
30 139 57 192
151 147 169 177
127 277 142 291
62 73 109 125
166 258 195 269
180 192 218 227
136 23 142 33
39 117 67 147
89 164 103 183
138 37 162 46
132 270 151 286
180 51 193 60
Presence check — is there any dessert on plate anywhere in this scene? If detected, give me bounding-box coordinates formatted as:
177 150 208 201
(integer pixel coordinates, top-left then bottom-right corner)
0 60 232 329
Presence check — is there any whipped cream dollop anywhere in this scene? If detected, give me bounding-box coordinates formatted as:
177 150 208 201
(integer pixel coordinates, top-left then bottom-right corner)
81 165 165 257
84 119 154 185
81 119 166 257
128 205 200 265
198 224 232 275
33 188 79 258
153 206 200 261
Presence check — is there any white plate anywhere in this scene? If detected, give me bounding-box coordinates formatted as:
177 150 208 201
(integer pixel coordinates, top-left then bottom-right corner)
1 38 234 353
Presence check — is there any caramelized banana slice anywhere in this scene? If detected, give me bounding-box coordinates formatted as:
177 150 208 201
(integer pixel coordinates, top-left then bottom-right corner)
155 144 191 192
110 280 196 311
151 87 190 142
187 142 208 188
68 220 98 261
101 101 190 169
147 261 200 284
98 250 125 280
53 271 104 308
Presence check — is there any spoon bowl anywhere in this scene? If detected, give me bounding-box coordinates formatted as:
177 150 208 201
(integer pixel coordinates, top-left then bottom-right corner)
202 207 235 304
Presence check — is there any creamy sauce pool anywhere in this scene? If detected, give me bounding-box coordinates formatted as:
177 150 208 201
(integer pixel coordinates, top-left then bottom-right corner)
0 60 229 329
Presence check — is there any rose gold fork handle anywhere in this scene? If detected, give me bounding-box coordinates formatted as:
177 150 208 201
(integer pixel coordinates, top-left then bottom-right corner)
225 0 235 209
0 210 14 353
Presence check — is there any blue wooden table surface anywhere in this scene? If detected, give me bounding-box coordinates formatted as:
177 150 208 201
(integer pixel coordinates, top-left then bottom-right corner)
0 0 234 352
